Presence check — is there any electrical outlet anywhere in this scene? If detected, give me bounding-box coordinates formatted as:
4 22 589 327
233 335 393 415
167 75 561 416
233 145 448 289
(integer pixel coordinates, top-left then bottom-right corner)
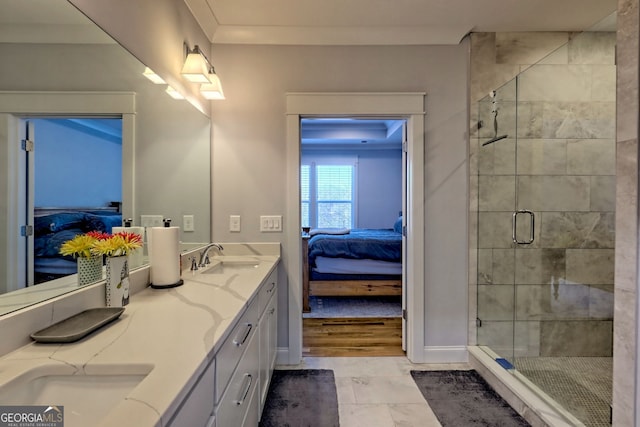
230 215 241 232
183 215 195 232
140 215 164 228
260 215 282 232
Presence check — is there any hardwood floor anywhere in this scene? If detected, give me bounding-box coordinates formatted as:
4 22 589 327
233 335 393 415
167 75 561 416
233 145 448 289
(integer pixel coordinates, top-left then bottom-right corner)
303 317 404 357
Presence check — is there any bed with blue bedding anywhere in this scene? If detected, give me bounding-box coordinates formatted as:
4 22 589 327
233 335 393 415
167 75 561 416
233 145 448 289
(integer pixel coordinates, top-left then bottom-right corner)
302 221 403 312
34 207 122 284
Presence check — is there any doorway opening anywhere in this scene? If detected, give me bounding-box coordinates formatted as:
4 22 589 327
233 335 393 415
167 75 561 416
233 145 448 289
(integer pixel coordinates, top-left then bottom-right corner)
300 117 406 356
24 117 123 286
285 92 425 365
17 117 123 287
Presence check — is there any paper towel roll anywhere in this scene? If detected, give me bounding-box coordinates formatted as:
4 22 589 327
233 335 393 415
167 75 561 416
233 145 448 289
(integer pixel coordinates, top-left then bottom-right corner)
149 226 181 286
112 226 144 269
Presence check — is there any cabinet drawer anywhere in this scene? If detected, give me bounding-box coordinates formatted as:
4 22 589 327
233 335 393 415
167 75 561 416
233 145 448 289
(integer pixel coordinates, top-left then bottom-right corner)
168 358 215 427
215 298 258 404
216 330 259 427
257 269 277 315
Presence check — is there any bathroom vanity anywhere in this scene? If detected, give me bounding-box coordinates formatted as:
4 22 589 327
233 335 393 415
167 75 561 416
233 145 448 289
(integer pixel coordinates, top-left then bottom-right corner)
0 244 280 427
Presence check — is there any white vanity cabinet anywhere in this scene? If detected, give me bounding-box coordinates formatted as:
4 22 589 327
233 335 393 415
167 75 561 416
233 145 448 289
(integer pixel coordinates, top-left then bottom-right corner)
164 262 279 427
258 270 278 412
167 358 215 427
214 265 279 427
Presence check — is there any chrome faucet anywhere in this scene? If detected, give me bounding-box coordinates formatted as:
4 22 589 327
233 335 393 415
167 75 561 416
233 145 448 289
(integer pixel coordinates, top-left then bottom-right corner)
198 243 224 267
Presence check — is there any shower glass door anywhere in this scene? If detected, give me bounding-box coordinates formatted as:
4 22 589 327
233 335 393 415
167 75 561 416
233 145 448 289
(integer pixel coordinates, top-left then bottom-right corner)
476 27 616 425
476 78 518 364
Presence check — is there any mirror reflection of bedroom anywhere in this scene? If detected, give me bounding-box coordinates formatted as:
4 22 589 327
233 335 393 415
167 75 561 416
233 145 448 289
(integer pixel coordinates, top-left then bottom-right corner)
301 117 405 357
26 117 122 286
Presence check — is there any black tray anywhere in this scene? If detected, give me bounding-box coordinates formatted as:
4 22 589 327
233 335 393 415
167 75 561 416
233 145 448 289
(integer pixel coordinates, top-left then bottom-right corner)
30 307 125 343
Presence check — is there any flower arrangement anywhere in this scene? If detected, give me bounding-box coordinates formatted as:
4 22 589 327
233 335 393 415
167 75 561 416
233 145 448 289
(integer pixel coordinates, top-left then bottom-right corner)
60 231 142 258
93 232 143 257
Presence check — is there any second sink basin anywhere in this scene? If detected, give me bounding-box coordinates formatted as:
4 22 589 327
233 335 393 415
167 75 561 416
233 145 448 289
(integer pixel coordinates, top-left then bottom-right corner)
201 260 261 275
0 364 152 427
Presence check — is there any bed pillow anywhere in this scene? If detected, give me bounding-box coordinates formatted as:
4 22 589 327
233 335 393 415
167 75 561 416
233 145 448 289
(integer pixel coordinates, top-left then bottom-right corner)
84 213 123 233
34 212 87 235
34 228 84 257
309 228 350 237
393 216 403 234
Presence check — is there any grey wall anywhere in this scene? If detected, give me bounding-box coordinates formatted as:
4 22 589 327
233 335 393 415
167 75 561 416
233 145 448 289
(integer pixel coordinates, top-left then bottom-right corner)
209 43 470 355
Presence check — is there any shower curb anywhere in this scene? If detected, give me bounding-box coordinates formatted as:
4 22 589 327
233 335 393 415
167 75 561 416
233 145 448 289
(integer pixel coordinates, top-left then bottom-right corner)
468 346 586 427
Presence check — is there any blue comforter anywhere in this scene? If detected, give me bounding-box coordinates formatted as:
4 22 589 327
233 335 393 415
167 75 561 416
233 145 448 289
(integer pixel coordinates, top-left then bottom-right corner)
308 228 402 266
34 211 122 258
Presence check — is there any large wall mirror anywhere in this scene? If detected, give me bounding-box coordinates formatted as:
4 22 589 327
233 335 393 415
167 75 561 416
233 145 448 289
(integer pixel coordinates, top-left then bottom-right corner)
0 0 211 315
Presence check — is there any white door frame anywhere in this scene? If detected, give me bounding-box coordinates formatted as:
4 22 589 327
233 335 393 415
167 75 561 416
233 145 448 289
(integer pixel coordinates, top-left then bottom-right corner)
284 92 426 363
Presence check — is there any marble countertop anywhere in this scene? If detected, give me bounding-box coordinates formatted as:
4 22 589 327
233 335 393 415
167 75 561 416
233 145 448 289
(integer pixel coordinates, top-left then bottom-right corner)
0 253 279 427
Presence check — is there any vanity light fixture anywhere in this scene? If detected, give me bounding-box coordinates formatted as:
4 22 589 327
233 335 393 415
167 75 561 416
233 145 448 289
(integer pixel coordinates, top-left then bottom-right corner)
181 44 225 99
142 67 165 84
200 71 225 100
181 45 213 83
165 86 185 100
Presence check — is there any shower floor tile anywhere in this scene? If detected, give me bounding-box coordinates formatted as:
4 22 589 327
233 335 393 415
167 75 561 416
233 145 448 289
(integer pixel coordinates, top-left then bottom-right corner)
514 356 612 427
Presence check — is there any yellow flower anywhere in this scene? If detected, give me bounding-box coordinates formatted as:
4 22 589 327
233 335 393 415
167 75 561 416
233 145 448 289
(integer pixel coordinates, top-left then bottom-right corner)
60 230 141 258
59 234 98 258
91 232 142 257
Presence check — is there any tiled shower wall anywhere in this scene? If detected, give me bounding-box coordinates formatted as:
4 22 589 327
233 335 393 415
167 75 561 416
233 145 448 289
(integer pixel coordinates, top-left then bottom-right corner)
470 31 616 357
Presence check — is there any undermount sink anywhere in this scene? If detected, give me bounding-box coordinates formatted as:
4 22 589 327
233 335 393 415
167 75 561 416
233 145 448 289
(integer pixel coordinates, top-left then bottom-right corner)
0 365 151 427
200 260 261 275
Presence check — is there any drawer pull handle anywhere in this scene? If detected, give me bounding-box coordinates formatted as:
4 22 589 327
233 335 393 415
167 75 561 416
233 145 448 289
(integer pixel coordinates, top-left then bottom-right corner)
235 374 252 406
233 323 253 346
269 307 275 315
267 282 276 293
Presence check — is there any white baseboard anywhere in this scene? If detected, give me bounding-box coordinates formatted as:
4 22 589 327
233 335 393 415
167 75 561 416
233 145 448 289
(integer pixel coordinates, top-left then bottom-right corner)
276 347 296 366
417 346 469 363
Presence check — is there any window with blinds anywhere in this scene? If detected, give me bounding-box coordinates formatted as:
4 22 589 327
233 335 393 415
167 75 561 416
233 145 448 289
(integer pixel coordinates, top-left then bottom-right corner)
301 162 355 229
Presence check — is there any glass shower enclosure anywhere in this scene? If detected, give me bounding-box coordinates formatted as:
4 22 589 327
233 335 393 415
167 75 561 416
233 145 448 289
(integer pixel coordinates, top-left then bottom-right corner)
474 28 616 427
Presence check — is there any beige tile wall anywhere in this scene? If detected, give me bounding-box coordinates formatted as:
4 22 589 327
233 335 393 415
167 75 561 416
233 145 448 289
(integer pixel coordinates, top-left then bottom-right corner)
470 30 616 358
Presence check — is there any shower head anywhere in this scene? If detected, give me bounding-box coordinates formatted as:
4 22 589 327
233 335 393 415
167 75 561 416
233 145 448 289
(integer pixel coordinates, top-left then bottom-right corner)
482 135 508 146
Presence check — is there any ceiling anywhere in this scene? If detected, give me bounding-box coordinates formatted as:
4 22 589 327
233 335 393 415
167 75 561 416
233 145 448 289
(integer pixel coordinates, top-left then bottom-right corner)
301 118 404 149
183 0 617 45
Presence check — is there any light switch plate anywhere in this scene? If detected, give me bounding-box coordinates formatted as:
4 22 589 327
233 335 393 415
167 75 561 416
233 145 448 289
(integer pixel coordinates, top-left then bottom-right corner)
141 215 163 228
230 215 241 232
260 215 282 232
183 215 195 232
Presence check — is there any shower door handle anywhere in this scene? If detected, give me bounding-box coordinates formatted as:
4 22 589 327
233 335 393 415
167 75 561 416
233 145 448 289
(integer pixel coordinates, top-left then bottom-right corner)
512 210 535 245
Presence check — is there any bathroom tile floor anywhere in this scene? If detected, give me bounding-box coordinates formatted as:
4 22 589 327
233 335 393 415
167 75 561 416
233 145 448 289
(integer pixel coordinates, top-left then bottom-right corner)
277 356 469 427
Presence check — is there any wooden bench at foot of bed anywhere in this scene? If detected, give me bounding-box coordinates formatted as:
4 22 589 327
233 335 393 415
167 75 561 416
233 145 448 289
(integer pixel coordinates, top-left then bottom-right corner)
302 235 402 313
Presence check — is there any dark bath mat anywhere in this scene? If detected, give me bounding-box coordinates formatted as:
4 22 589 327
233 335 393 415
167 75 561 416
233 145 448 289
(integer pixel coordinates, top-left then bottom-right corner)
259 369 339 427
410 370 531 427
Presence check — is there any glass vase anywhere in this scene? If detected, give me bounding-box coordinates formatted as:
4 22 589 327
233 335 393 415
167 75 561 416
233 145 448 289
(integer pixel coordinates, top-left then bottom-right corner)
105 255 130 307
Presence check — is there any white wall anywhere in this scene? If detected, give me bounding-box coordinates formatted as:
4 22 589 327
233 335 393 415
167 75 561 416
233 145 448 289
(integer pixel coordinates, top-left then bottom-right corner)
209 43 470 356
33 119 121 207
0 42 212 244
69 0 212 116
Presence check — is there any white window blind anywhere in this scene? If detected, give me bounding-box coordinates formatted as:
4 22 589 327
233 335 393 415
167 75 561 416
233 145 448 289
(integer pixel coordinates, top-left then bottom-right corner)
301 157 356 229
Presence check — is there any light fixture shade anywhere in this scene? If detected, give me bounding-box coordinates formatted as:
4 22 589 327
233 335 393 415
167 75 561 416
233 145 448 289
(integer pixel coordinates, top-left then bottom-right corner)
200 72 225 100
142 67 165 84
181 51 210 83
165 86 185 100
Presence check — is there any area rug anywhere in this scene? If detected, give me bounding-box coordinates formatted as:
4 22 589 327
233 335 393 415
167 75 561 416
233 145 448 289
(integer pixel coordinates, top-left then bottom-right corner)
259 369 339 427
304 296 402 318
410 370 531 427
